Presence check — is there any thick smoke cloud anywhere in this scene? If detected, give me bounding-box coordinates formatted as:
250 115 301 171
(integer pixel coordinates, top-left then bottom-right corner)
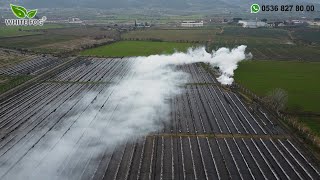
0 45 249 179
99 44 250 145
138 45 250 85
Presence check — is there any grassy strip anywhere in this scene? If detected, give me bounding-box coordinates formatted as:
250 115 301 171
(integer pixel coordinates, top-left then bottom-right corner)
0 75 33 94
0 24 66 38
80 41 193 57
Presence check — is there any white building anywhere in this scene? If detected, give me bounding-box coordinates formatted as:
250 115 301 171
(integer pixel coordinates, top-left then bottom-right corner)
307 21 320 26
68 17 83 24
238 20 266 28
291 20 303 25
181 21 204 27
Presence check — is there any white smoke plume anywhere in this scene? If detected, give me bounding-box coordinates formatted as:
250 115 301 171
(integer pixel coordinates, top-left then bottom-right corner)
135 45 250 85
0 45 249 179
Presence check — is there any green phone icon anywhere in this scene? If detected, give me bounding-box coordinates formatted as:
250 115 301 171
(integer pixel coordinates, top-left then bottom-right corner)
251 4 260 13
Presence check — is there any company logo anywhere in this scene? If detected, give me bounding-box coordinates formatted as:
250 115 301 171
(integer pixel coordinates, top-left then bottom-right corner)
5 4 46 26
251 4 260 13
11 4 37 19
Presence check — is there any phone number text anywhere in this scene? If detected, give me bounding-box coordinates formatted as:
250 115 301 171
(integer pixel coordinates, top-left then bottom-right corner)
261 5 315 12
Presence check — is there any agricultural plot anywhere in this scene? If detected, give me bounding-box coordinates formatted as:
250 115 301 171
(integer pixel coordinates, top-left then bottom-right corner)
0 26 120 54
0 56 63 76
210 27 320 61
235 60 320 113
0 57 319 179
122 28 220 42
235 60 320 137
292 28 320 45
80 41 193 57
0 55 65 94
0 24 65 38
0 75 32 94
122 26 320 61
0 49 33 68
210 39 320 61
221 26 289 39
0 34 77 49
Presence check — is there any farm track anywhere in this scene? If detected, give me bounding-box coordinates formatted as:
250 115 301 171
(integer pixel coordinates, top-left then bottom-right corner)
0 58 319 179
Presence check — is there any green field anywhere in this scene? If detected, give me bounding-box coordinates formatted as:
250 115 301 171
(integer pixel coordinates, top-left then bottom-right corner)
0 24 66 38
80 41 193 57
235 60 320 135
235 60 320 113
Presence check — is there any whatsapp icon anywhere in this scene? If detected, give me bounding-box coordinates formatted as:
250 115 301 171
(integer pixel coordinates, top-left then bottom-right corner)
251 4 260 13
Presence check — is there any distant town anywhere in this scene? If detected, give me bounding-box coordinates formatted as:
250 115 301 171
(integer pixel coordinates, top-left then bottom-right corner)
39 16 320 29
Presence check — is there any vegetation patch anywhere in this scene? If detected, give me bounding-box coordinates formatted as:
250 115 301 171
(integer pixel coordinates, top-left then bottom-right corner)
0 34 77 49
80 41 193 57
234 60 320 113
299 116 320 136
0 75 33 94
292 28 320 45
0 49 32 68
0 24 66 38
234 60 320 137
221 26 289 39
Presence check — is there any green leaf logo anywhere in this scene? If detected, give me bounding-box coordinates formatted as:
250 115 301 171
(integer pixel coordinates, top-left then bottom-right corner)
10 4 27 18
10 4 38 19
27 9 38 19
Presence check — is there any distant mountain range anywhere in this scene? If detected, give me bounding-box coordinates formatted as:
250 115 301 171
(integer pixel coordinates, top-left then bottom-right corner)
2 0 319 9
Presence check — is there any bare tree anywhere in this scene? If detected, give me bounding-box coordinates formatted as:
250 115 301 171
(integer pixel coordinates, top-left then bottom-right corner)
263 88 288 112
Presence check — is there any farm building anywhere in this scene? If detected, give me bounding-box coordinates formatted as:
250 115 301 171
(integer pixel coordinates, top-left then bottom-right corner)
181 21 204 27
68 17 83 24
